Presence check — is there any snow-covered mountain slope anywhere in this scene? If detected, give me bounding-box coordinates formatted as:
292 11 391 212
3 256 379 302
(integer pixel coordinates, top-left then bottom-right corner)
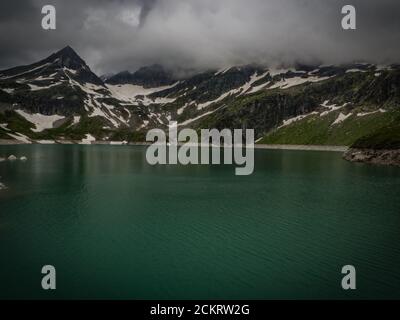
0 46 399 145
0 46 166 140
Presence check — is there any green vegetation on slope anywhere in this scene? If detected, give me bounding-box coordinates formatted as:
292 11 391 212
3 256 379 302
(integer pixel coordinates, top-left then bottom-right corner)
0 110 35 135
258 110 400 146
351 120 400 150
0 110 146 142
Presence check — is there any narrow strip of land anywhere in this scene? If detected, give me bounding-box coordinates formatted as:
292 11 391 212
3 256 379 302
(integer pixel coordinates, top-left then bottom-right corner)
0 139 26 145
0 139 348 152
254 144 348 152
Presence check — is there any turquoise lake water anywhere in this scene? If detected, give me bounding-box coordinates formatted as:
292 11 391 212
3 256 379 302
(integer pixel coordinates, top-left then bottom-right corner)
0 145 400 299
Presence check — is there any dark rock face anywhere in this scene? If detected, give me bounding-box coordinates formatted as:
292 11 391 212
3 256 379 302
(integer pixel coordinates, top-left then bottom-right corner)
194 91 318 138
343 148 400 166
51 45 87 70
106 65 176 88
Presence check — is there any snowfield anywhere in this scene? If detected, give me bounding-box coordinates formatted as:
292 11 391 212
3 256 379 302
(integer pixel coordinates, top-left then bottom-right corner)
16 110 65 132
106 82 179 105
269 75 331 89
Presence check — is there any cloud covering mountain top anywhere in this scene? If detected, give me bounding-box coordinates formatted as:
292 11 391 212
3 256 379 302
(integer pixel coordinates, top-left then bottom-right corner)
1 0 399 74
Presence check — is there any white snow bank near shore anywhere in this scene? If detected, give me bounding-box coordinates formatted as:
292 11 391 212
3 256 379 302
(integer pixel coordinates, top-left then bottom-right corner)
80 134 96 145
110 141 128 145
37 140 56 144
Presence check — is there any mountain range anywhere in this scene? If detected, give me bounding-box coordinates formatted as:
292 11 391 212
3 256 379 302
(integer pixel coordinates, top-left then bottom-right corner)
0 46 399 149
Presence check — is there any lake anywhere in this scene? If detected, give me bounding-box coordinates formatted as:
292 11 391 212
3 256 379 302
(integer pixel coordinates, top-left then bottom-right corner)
0 145 400 299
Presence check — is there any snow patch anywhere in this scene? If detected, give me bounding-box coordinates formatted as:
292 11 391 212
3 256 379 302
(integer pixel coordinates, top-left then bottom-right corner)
124 108 132 122
80 134 96 145
240 71 270 95
110 141 128 145
0 63 51 80
179 106 224 126
1 88 15 94
332 112 352 125
86 99 121 128
72 116 81 125
196 72 270 110
268 68 292 77
16 110 65 132
28 83 60 91
107 82 179 104
279 112 318 128
269 75 331 89
177 102 195 115
320 101 348 116
345 69 367 73
214 66 232 76
357 109 386 117
37 140 56 144
246 81 271 94
6 132 32 144
376 65 392 71
0 123 10 131
139 120 149 129
143 96 176 106
197 90 234 110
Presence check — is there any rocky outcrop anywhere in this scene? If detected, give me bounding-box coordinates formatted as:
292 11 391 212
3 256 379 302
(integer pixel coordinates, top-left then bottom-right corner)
106 65 176 88
343 148 400 166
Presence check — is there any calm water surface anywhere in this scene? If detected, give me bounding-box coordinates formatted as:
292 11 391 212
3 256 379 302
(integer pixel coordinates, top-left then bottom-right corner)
0 145 399 299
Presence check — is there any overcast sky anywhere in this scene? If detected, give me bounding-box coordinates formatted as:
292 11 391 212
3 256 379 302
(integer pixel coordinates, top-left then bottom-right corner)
1 0 399 75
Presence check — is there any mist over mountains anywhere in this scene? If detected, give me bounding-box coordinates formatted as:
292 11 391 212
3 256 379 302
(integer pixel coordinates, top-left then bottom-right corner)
1 0 400 74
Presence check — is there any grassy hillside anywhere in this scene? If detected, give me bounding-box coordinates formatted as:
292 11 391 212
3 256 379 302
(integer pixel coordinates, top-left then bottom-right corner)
351 121 400 149
258 109 400 146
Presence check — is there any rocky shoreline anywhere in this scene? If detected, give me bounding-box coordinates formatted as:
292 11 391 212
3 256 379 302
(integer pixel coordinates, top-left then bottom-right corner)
343 148 400 166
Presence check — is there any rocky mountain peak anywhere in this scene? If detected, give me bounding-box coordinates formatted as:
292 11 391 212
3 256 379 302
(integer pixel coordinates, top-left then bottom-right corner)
49 46 87 70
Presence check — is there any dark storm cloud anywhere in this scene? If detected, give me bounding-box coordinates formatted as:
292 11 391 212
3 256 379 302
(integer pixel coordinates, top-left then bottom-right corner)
138 0 158 27
0 0 399 74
